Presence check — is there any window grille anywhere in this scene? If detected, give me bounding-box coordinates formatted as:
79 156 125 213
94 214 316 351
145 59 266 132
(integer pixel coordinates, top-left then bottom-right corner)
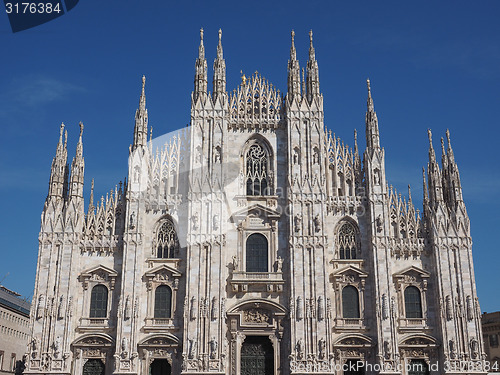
246 234 268 272
89 285 108 318
342 285 360 318
154 285 172 319
404 286 423 319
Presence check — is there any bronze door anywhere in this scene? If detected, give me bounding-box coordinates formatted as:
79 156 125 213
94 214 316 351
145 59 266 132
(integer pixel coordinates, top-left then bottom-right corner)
82 359 104 375
241 336 274 375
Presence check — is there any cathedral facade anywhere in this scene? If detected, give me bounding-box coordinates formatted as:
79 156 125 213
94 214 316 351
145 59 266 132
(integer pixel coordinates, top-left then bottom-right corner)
25 30 486 375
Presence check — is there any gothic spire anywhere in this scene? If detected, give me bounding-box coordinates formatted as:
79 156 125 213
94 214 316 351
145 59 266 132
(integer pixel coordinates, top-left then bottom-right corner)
194 28 208 102
427 129 443 206
69 122 85 199
446 129 455 164
306 30 320 102
354 129 359 157
47 123 68 200
365 79 380 151
132 76 148 152
354 129 362 183
287 30 301 100
213 28 226 101
422 167 429 205
444 129 464 206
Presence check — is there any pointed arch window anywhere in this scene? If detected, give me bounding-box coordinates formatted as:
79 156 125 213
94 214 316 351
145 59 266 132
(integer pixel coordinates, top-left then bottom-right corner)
154 285 172 319
338 222 357 259
246 234 268 272
245 143 270 196
90 285 108 318
342 285 360 319
156 219 179 258
404 286 422 319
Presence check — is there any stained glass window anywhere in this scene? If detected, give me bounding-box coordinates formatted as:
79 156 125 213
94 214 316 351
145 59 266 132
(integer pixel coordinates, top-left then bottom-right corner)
338 222 357 259
156 219 179 258
246 144 269 196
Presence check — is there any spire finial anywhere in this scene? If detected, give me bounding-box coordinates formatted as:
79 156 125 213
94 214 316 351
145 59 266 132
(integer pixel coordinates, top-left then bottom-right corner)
427 129 436 162
59 122 65 141
79 121 84 138
366 78 375 112
216 28 224 61
308 29 315 60
198 28 205 59
139 75 146 110
354 129 359 152
446 129 452 148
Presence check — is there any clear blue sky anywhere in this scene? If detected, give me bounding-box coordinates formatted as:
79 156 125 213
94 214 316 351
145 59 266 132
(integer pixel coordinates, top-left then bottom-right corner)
0 1 499 312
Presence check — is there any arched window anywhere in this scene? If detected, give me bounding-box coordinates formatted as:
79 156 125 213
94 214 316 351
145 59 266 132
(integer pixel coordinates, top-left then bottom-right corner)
338 222 357 259
246 234 268 272
245 143 270 196
342 285 360 319
154 285 172 319
90 285 108 318
156 219 179 258
404 286 423 318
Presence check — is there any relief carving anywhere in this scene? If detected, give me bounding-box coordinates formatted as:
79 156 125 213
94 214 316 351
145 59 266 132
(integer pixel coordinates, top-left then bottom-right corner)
243 308 271 324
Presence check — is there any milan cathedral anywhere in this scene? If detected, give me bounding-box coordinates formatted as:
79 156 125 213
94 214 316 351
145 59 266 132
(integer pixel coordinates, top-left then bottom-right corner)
25 29 486 375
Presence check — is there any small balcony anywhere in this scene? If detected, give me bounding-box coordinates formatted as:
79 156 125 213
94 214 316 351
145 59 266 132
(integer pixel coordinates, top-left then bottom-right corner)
77 317 112 332
143 317 176 333
230 271 284 293
399 317 428 330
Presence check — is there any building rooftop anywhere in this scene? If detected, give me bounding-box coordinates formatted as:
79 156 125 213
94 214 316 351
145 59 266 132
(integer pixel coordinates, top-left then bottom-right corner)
0 285 31 316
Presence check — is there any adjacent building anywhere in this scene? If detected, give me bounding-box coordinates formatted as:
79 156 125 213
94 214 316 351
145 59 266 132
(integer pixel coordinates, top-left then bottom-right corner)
25 30 487 375
482 312 500 372
0 286 31 375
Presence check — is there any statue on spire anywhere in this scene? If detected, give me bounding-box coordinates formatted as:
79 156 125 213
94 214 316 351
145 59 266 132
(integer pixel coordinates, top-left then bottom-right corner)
213 28 226 101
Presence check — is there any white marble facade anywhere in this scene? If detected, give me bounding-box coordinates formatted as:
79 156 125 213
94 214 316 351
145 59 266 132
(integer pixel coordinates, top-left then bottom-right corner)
25 30 486 375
